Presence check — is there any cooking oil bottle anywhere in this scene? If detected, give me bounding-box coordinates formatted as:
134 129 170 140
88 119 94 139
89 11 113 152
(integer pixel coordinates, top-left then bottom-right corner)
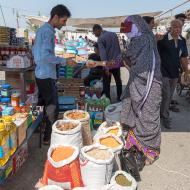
0 121 10 167
3 116 17 155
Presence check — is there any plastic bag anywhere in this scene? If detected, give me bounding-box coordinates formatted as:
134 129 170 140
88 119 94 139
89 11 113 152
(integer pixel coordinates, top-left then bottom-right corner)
105 103 122 125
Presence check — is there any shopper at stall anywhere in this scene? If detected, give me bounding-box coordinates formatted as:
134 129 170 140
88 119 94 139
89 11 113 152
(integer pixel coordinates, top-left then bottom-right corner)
32 4 75 145
92 24 122 101
175 13 187 26
143 16 155 30
158 19 189 129
84 43 103 86
88 15 162 166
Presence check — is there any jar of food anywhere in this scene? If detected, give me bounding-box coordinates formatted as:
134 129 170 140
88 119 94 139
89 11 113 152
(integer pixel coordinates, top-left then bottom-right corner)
1 84 11 98
0 121 10 167
79 86 85 98
2 116 17 155
11 93 20 107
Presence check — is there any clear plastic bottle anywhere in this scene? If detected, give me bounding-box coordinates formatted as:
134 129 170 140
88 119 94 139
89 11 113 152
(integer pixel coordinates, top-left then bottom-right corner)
0 121 10 167
3 116 17 156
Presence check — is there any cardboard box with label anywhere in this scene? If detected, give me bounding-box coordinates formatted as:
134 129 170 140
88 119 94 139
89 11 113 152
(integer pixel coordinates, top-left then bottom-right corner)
13 114 29 146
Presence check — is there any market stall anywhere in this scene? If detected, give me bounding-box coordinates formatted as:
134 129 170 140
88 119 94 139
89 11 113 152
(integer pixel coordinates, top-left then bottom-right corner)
0 26 42 184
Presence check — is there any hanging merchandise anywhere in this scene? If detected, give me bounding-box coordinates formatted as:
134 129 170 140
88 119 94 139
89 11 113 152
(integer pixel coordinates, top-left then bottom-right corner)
80 144 114 189
64 110 92 146
51 120 83 148
40 145 83 189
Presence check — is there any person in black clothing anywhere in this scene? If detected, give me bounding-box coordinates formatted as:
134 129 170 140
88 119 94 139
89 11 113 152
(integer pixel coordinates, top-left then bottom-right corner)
158 19 189 129
175 13 187 26
92 24 122 101
84 43 103 86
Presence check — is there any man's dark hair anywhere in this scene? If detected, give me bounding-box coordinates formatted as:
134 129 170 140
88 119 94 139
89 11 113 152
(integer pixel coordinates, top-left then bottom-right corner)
143 16 154 25
50 4 71 19
93 24 102 31
175 13 187 19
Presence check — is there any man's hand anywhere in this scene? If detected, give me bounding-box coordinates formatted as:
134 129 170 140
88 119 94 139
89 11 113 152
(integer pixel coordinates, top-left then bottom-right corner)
155 34 164 41
86 60 97 68
66 58 77 67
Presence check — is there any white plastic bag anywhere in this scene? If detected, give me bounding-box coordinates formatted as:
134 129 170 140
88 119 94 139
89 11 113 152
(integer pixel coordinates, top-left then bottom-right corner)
80 144 114 189
104 171 137 190
105 103 122 125
51 120 82 148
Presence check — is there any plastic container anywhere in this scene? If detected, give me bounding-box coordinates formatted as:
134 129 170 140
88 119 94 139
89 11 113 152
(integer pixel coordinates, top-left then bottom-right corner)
0 121 10 167
1 84 11 98
1 97 11 107
2 116 17 155
11 93 20 107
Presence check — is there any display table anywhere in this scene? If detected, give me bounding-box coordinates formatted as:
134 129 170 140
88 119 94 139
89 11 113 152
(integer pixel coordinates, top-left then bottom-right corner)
0 65 35 102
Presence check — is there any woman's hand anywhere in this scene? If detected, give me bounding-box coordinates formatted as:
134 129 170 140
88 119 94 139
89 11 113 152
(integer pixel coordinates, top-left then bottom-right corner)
66 58 77 66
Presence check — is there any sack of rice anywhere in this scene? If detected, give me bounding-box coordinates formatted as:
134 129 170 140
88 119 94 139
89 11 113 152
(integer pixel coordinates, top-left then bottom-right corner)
93 122 122 141
40 145 83 189
39 185 63 190
64 110 92 146
95 134 123 153
80 144 114 189
51 120 82 148
104 171 137 190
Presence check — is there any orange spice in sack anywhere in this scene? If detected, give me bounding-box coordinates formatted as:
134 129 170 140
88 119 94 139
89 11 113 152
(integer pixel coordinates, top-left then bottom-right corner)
100 137 120 148
107 128 119 135
51 146 74 162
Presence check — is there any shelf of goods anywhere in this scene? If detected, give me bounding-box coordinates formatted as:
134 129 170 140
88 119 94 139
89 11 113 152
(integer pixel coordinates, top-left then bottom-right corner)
0 113 42 184
0 65 35 102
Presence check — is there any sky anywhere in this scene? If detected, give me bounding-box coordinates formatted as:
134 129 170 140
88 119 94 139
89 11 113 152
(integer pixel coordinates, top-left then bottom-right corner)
0 0 190 28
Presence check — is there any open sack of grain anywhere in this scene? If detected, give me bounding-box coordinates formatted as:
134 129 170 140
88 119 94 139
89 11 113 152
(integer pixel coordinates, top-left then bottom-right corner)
95 134 124 172
64 110 92 146
38 145 83 190
80 144 114 189
104 171 137 190
51 120 82 148
93 121 122 141
95 134 124 154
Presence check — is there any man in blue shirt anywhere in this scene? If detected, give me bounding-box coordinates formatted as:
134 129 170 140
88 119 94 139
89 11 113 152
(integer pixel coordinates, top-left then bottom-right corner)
158 19 189 129
32 5 75 144
92 24 122 101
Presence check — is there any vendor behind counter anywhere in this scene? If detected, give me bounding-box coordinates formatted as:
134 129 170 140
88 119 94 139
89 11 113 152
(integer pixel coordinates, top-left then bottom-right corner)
84 43 103 86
